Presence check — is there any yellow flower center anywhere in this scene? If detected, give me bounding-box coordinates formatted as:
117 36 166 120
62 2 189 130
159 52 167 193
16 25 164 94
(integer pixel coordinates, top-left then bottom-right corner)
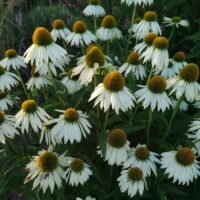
73 20 87 33
5 49 17 58
148 76 167 93
85 47 105 68
180 63 199 82
135 147 150 161
144 11 158 21
128 167 143 181
144 32 157 45
134 17 142 24
153 37 169 49
32 27 53 46
127 51 140 65
89 0 100 5
36 151 58 172
107 128 127 148
173 51 185 62
86 43 103 54
172 16 182 23
176 147 195 166
0 112 5 124
31 65 40 77
64 108 79 122
0 91 6 99
21 100 37 113
103 71 125 92
0 66 5 75
101 15 116 29
70 158 84 172
53 19 66 29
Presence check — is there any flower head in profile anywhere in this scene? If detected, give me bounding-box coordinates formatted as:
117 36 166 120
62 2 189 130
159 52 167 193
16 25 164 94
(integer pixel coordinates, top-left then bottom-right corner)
117 166 147 197
24 27 70 66
66 20 96 47
172 51 187 73
0 112 19 144
129 17 142 34
134 11 161 40
83 0 106 17
96 15 122 41
64 157 92 186
0 91 14 111
0 49 26 70
168 63 200 102
135 76 171 112
24 149 69 193
121 0 153 6
161 147 200 185
50 108 91 144
163 16 189 28
89 71 135 114
51 19 71 42
15 99 50 133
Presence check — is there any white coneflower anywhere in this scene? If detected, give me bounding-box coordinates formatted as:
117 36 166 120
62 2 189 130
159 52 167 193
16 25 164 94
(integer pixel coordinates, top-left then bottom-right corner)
0 66 19 91
161 147 200 185
76 196 96 200
104 129 130 166
119 51 146 80
51 19 71 42
168 63 200 102
171 98 189 111
15 99 50 133
65 158 92 186
50 108 91 144
83 0 106 17
117 166 147 197
66 20 96 47
61 68 82 95
134 11 161 40
134 32 157 54
0 112 19 144
96 15 122 41
172 51 187 73
163 16 189 28
26 65 51 91
129 17 142 35
0 49 26 70
123 144 160 176
121 0 153 6
135 76 171 112
0 91 14 111
24 27 70 66
142 36 169 71
89 71 135 114
72 46 105 85
24 149 69 193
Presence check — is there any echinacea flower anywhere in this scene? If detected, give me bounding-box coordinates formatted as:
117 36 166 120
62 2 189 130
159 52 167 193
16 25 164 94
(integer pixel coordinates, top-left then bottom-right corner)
51 19 71 42
76 196 96 200
168 63 200 102
163 16 189 28
89 71 135 114
172 51 187 73
129 17 142 35
66 20 96 47
0 112 19 144
119 51 146 80
134 11 161 40
117 166 147 197
0 91 14 111
83 0 106 17
123 144 160 176
160 147 200 185
24 149 70 193
135 76 171 112
15 99 50 133
24 27 70 66
121 0 154 6
64 158 92 186
72 46 105 85
96 15 122 41
0 49 26 70
50 108 91 144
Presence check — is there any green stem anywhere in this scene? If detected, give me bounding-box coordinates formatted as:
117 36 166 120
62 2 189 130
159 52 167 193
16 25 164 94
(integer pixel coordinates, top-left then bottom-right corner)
62 39 68 51
147 65 154 84
106 40 110 55
146 109 153 146
168 26 176 43
126 5 137 56
94 16 97 34
15 68 29 99
164 95 184 140
103 109 110 131
75 87 89 108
